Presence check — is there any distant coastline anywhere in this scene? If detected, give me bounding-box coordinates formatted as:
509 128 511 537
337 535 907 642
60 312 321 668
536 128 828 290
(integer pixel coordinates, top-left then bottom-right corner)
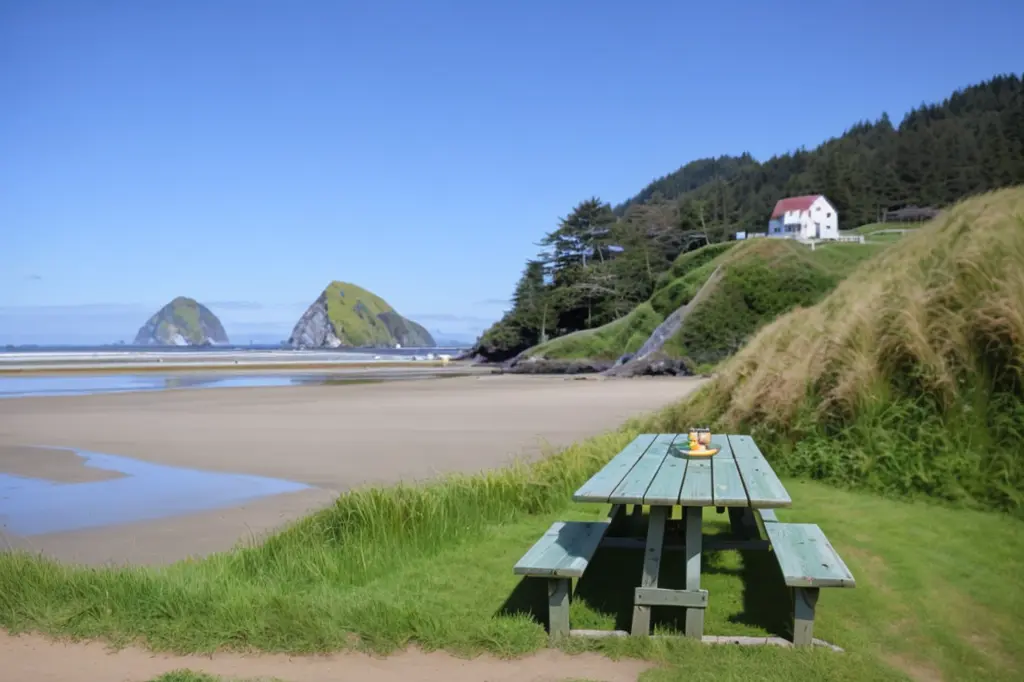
0 346 476 377
1 343 471 354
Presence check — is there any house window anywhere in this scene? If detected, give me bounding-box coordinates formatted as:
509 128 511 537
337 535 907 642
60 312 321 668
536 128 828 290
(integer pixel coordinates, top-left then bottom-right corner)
815 206 821 211
827 212 832 217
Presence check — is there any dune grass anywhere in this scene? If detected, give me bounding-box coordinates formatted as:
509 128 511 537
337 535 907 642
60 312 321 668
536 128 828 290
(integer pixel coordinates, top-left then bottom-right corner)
666 187 1024 516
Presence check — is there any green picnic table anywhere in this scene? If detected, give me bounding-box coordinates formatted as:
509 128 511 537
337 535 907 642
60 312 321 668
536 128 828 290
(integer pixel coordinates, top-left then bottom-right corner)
514 433 856 646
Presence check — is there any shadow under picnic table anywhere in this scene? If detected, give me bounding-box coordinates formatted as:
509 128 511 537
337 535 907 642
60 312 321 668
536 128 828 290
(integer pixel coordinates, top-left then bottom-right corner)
497 510 792 637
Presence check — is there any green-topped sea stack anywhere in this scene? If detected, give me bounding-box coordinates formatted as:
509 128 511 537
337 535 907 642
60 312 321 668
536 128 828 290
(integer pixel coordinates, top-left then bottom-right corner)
288 281 435 348
133 297 230 346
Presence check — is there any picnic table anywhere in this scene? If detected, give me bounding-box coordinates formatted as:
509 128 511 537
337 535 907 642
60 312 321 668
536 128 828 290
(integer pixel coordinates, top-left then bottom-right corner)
514 433 856 646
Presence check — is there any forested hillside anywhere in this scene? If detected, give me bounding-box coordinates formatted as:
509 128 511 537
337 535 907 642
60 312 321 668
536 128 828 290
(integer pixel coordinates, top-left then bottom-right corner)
474 74 1024 362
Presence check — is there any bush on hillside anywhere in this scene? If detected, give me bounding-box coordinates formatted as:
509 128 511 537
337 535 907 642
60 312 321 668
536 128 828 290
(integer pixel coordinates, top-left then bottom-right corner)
664 253 842 366
662 187 1024 516
653 241 735 291
529 303 662 361
526 239 885 368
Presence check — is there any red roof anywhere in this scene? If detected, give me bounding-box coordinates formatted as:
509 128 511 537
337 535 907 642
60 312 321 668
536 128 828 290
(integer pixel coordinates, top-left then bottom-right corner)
770 195 820 219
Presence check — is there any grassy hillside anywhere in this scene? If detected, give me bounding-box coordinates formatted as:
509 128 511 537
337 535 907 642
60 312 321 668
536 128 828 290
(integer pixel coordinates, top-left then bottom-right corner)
321 281 434 347
526 243 733 361
528 239 886 368
665 186 1024 516
661 240 886 367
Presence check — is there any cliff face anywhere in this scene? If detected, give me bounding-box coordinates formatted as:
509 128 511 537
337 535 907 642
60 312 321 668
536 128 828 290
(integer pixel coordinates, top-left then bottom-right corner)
133 297 230 346
288 281 435 348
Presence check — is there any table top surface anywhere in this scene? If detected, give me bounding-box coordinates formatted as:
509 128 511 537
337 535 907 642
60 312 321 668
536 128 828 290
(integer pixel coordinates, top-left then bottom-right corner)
573 433 792 508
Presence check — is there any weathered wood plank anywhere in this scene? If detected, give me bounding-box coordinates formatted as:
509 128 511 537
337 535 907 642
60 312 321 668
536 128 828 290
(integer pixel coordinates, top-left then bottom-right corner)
611 433 677 504
513 521 610 578
729 435 791 508
764 523 856 588
728 434 768 460
635 587 709 608
573 434 658 502
630 506 668 636
710 435 748 507
642 435 688 505
678 457 713 506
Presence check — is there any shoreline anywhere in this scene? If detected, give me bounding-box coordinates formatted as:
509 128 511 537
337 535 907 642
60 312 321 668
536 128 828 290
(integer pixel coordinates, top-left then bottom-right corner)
0 360 495 377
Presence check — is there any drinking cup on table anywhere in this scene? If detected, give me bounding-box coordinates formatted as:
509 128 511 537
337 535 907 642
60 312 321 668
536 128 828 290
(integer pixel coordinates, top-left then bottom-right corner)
698 429 712 447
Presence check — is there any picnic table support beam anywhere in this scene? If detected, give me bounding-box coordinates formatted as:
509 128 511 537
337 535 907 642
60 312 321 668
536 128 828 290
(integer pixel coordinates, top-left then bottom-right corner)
629 503 645 535
547 579 571 638
684 505 705 638
630 506 667 636
727 507 759 539
792 587 820 647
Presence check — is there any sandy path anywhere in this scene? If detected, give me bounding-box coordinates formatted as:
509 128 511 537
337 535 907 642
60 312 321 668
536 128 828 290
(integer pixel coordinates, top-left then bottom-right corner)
0 631 652 682
1 375 703 564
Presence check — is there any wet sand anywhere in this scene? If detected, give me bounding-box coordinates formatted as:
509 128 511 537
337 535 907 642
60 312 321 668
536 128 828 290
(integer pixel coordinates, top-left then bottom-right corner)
0 374 704 565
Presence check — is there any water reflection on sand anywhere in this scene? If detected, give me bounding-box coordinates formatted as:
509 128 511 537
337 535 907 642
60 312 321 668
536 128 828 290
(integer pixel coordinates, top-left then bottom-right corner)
0 447 311 536
0 371 469 399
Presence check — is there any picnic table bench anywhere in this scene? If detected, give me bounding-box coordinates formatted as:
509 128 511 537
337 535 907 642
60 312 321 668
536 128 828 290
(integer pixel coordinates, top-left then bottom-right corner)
513 433 855 646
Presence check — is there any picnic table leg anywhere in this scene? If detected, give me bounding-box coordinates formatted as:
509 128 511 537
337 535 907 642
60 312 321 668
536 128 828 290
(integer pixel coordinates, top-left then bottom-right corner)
629 504 645 535
727 507 758 539
547 579 571 638
630 505 667 636
684 505 704 638
792 587 820 646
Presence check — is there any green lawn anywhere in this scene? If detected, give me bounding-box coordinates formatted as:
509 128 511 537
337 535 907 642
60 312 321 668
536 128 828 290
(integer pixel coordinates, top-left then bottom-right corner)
6 476 1022 682
842 222 923 236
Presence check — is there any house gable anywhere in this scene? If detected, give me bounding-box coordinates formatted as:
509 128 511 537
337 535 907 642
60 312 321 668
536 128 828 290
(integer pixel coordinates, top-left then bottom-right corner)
770 195 820 219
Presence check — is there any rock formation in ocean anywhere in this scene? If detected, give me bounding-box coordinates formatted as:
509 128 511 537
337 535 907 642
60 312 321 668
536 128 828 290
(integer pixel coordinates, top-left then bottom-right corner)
288 281 435 348
133 297 230 346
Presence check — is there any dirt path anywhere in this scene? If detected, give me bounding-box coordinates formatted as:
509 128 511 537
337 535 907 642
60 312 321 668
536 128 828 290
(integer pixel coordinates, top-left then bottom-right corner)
0 631 651 682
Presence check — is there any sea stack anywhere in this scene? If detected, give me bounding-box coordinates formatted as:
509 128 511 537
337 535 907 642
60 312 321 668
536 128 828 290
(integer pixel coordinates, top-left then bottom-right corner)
133 297 229 346
288 281 435 348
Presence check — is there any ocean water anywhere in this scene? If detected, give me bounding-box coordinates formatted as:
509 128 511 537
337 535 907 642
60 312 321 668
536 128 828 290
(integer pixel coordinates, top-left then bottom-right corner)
0 370 471 399
0 447 310 536
0 374 305 399
0 344 467 355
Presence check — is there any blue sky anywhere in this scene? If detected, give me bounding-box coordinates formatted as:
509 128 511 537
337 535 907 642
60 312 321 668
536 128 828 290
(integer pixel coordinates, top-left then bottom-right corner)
2 0 1022 345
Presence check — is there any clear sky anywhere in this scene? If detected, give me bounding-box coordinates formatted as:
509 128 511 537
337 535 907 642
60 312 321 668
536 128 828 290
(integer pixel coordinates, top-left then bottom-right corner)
2 0 1022 345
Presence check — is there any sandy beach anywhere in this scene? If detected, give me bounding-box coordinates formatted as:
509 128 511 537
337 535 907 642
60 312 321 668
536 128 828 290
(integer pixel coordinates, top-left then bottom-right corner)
0 374 704 565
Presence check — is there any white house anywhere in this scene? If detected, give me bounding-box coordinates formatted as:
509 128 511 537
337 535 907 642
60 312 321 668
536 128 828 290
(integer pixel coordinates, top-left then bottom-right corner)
767 194 839 240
